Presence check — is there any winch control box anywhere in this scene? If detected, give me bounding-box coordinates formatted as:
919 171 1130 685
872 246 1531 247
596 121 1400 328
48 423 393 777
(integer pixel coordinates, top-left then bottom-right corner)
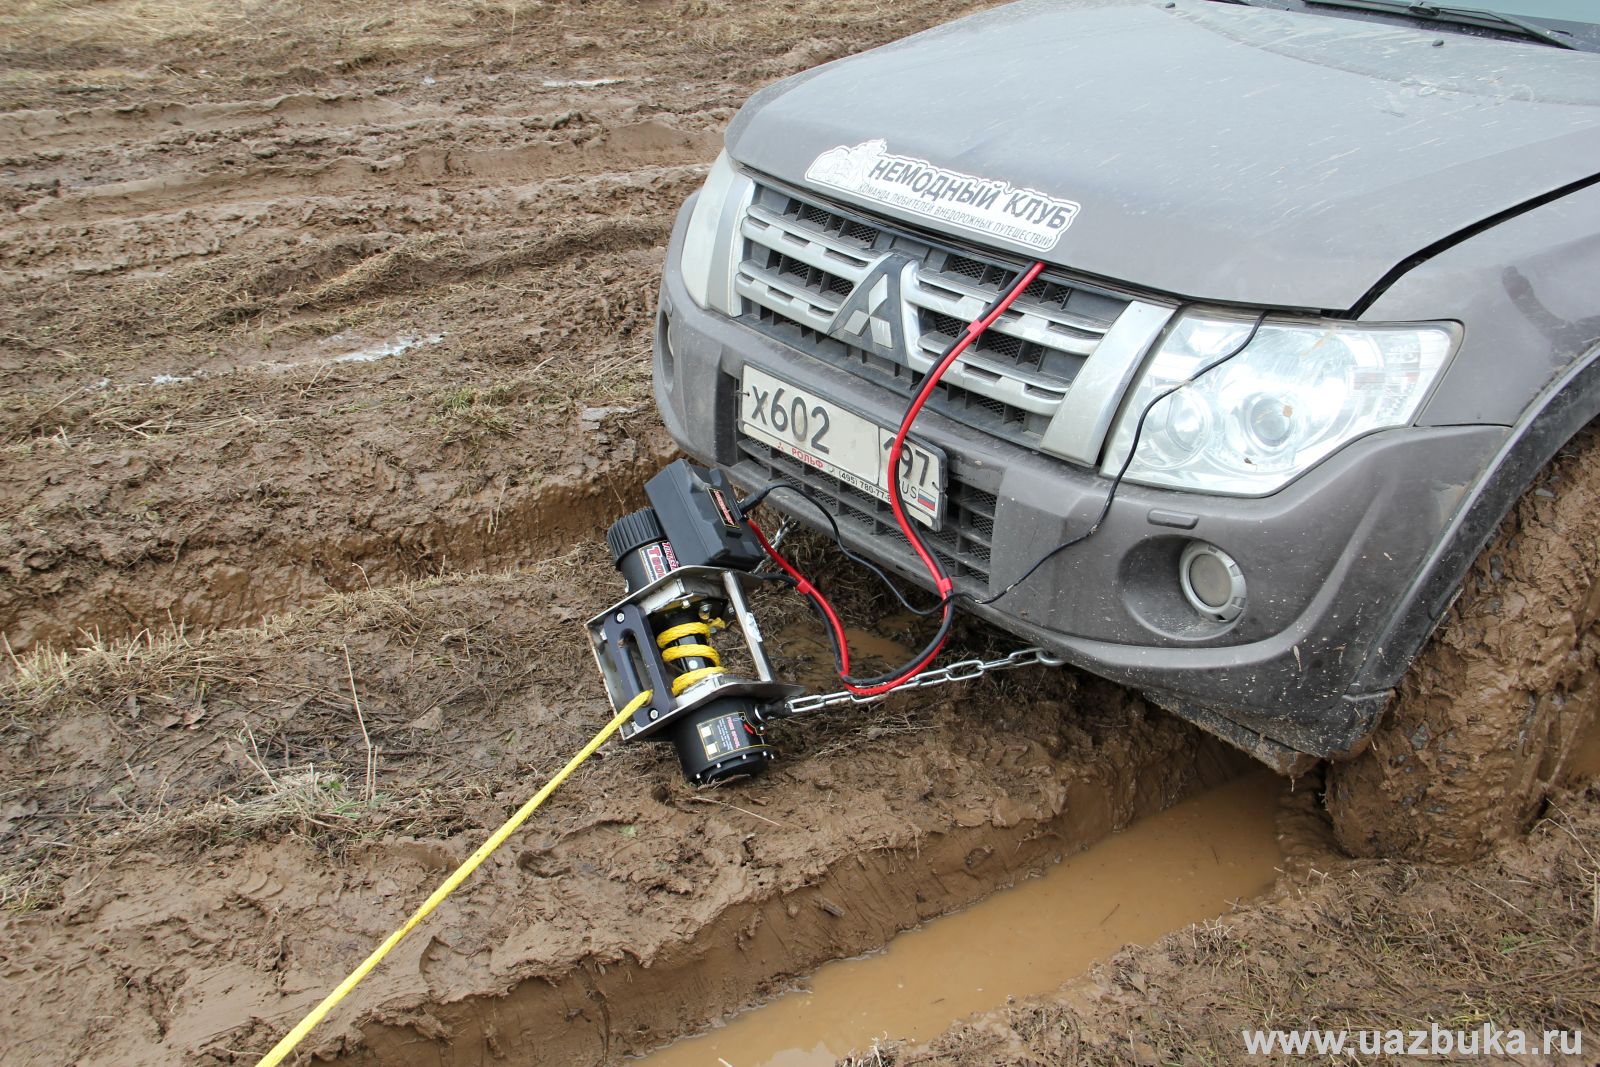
644 460 764 572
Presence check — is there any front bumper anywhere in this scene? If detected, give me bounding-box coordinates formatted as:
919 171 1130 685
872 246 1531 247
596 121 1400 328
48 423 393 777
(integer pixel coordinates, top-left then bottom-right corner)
653 202 1508 764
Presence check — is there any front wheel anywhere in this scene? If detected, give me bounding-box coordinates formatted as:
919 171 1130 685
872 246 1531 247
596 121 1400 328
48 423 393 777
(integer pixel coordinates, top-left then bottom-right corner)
1326 427 1600 862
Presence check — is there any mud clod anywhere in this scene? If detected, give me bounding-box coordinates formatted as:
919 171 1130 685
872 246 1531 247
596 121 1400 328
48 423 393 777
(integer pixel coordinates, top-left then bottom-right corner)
1328 428 1600 861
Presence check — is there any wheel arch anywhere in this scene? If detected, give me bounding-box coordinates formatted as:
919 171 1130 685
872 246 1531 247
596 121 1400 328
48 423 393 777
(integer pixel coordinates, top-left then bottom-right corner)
1350 339 1600 706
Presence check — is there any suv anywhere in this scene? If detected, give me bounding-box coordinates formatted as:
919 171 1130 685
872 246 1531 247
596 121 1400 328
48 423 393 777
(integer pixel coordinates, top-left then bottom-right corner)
651 0 1600 859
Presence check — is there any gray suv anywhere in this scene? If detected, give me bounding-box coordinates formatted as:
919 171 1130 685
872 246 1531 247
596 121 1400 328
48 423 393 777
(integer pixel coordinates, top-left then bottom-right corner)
652 0 1600 858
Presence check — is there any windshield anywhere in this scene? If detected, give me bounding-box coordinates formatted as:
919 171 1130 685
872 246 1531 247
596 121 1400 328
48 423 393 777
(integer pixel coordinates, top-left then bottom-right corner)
1224 0 1600 52
1473 0 1595 21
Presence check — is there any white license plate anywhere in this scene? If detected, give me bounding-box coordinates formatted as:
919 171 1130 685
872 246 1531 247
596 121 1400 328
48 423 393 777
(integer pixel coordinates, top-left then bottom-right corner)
738 366 946 530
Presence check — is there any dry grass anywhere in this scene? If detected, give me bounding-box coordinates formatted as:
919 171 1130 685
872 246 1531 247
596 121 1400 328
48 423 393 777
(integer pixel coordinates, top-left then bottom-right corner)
0 767 456 913
2 621 213 709
0 561 622 912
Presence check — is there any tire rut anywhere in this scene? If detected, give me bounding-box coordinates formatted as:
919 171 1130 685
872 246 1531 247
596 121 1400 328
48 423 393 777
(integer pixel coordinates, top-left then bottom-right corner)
13 122 719 224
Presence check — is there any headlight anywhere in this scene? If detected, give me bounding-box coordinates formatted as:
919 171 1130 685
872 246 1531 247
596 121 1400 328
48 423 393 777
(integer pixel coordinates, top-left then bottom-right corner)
679 151 754 314
1101 313 1458 496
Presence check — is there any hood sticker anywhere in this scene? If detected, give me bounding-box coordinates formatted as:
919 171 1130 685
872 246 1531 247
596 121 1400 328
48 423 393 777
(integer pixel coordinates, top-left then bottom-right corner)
805 140 1079 251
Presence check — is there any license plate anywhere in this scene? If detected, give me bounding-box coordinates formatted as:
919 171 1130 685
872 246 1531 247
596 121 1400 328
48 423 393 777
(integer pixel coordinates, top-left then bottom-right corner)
738 366 946 530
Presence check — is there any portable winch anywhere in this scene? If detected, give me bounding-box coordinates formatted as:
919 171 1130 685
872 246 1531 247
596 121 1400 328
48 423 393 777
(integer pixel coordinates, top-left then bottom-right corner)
586 460 804 784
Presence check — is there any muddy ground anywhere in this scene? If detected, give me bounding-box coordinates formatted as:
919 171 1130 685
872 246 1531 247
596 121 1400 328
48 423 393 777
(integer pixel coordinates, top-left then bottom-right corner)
2 557 1248 1065
0 0 925 656
2 3 1597 1066
864 772 1600 1067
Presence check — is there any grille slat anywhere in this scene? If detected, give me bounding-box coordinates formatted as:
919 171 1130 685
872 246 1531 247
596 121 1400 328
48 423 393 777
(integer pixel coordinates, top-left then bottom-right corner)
738 260 844 332
743 204 876 280
907 272 1105 357
737 183 1133 451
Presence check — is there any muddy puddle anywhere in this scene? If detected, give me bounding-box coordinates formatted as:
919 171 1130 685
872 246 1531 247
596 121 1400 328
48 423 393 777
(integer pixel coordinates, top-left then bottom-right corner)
771 620 918 688
640 771 1285 1067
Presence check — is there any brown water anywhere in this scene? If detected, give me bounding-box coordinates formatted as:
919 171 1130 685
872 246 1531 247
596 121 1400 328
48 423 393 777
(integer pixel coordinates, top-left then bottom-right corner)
773 621 917 689
641 771 1285 1067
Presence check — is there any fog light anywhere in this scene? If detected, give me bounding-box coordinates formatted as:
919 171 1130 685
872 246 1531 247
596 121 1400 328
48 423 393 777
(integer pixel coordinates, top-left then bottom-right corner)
1179 541 1246 623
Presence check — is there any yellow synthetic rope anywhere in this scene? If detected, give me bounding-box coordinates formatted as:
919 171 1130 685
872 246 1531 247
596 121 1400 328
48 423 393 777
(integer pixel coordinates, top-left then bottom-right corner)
254 689 653 1067
656 620 727 695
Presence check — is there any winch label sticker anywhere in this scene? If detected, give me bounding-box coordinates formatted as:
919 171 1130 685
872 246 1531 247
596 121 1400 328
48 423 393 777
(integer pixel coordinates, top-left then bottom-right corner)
698 712 752 760
805 139 1079 251
707 487 740 530
642 542 678 582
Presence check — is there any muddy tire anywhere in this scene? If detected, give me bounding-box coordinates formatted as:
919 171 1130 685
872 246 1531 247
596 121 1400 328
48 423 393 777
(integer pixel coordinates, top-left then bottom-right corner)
1326 428 1600 862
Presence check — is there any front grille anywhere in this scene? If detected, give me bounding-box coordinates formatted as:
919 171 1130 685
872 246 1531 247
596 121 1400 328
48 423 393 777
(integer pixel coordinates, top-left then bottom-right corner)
735 182 1134 454
735 436 997 585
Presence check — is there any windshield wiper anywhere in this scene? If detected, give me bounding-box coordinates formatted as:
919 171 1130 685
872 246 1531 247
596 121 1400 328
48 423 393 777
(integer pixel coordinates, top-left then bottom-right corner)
1307 0 1579 49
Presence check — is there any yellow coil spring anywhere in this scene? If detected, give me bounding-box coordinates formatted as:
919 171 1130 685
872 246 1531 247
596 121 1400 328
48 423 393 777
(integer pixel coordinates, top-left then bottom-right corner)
657 619 727 696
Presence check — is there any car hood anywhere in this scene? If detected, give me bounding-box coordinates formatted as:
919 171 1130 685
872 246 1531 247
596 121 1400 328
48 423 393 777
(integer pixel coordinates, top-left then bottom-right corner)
725 0 1600 311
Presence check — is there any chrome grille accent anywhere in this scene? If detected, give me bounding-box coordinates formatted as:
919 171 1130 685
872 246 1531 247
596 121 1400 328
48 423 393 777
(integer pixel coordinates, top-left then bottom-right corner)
735 182 1173 462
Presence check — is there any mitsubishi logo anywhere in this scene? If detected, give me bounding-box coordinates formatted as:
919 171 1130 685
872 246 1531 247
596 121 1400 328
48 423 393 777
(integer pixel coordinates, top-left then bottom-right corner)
828 252 915 360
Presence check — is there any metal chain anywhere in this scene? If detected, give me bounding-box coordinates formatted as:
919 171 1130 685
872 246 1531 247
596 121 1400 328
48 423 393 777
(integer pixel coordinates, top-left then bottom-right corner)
779 646 1066 716
746 517 1063 714
751 517 801 575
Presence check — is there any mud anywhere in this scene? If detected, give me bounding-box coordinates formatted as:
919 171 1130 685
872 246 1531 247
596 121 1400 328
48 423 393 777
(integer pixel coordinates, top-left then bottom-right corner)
0 0 1005 659
1570 718 1600 780
10 7 1235 1065
0 558 1246 1066
5 5 1597 1067
874 776 1600 1067
1328 428 1600 861
643 771 1284 1067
